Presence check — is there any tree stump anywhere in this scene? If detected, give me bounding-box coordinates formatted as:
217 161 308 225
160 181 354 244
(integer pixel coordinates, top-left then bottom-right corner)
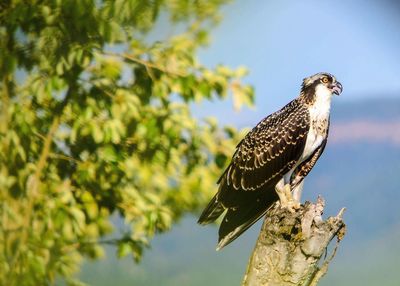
242 197 346 286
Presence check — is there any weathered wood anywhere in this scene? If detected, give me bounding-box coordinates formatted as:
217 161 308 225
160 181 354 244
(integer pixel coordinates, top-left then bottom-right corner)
242 197 346 286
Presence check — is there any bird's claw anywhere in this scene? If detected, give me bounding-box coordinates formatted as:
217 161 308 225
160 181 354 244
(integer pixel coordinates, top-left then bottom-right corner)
284 199 301 213
276 184 300 213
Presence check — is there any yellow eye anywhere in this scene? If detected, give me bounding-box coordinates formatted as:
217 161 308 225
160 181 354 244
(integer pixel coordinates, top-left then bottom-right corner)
321 77 329 84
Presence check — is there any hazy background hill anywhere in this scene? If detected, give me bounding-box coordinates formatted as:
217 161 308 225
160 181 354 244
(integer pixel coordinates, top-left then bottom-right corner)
79 97 400 286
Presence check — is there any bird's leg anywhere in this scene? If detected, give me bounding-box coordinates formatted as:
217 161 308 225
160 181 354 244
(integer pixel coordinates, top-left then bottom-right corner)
275 182 289 209
275 182 300 213
292 181 304 203
285 183 301 211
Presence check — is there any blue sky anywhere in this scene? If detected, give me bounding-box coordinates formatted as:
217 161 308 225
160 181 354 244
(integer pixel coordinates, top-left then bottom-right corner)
193 0 400 125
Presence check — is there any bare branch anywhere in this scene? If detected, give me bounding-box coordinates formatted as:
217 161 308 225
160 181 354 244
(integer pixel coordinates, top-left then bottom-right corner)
242 197 346 286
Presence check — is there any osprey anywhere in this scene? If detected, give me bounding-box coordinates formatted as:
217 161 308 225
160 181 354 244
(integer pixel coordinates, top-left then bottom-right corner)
198 72 343 250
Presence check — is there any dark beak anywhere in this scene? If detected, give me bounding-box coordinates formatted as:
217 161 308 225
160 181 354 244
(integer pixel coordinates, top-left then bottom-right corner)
331 81 343 95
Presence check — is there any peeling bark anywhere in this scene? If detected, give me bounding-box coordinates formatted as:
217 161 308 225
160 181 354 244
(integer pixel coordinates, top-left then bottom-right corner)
242 197 346 286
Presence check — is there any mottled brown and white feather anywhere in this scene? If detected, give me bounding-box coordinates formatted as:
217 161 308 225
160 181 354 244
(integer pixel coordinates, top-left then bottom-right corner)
221 98 309 194
198 72 342 250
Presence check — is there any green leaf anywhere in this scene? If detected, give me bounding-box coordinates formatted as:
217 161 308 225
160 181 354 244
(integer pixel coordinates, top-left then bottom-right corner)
0 1 254 284
117 242 132 258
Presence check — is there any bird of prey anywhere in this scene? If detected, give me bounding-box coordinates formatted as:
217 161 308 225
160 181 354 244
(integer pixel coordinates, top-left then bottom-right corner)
198 72 343 250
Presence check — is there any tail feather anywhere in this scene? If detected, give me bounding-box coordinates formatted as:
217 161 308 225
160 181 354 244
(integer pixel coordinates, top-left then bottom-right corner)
198 194 225 225
216 190 278 250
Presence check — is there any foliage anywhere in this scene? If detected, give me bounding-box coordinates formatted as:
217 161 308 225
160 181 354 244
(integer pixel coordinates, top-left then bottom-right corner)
0 0 254 285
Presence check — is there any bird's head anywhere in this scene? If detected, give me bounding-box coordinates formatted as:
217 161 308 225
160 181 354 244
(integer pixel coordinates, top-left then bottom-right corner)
300 72 343 104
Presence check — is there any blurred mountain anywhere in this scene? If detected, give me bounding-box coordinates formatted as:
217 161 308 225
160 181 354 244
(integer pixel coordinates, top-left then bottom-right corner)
79 97 400 286
332 97 400 121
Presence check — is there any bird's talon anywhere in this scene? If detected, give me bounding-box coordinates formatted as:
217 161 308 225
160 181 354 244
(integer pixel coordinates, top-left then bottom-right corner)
280 199 300 213
292 201 301 210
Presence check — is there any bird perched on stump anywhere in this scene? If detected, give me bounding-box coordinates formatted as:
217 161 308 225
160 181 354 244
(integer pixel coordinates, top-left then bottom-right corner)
198 72 343 250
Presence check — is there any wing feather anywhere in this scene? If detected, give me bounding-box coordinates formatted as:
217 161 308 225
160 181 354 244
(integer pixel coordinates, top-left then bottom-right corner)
205 98 311 249
220 99 309 193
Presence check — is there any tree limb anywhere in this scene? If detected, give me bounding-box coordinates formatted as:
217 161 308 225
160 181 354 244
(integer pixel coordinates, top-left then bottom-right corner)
103 51 188 77
242 197 346 286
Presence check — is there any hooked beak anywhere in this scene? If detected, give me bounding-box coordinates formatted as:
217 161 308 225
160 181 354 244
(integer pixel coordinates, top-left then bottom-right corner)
331 81 343 95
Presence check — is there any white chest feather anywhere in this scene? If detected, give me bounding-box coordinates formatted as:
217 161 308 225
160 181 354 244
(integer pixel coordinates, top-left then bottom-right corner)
301 85 332 160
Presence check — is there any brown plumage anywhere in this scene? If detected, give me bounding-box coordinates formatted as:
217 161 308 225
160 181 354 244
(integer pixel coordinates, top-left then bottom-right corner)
198 72 342 250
